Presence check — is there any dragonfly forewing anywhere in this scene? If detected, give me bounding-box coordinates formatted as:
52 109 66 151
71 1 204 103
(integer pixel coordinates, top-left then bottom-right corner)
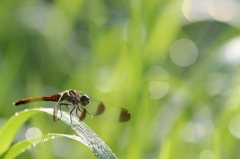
78 91 131 122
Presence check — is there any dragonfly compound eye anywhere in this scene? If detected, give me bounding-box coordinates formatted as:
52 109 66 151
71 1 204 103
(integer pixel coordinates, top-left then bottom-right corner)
80 95 90 106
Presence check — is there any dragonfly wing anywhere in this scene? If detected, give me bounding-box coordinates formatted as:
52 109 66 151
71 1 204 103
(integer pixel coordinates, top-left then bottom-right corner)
53 102 59 122
78 91 131 122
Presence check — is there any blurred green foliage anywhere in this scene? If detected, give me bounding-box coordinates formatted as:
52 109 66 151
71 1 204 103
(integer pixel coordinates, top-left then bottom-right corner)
0 0 240 158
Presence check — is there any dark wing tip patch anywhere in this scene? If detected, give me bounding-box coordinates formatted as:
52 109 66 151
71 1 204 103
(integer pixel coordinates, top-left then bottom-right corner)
94 102 105 116
119 109 131 122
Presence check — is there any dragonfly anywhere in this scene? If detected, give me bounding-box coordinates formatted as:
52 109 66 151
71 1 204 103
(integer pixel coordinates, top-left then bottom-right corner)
13 89 131 123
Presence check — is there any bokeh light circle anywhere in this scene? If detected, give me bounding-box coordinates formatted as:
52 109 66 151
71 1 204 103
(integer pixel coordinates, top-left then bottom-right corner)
182 0 210 22
25 127 43 144
199 149 214 159
208 0 238 21
149 81 169 100
220 37 240 66
170 39 198 67
229 115 240 138
182 0 240 23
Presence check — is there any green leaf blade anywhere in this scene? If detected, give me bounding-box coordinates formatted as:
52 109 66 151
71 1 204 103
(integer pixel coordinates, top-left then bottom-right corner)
0 110 39 155
4 133 86 159
0 108 117 159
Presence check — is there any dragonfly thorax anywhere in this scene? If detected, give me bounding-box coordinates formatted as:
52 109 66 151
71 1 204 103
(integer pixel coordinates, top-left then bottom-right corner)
63 89 81 105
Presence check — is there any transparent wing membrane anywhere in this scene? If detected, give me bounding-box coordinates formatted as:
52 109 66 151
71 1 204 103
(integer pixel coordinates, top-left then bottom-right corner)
78 91 131 122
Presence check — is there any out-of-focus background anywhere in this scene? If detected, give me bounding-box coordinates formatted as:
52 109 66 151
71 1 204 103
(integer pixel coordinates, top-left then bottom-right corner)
1 0 240 158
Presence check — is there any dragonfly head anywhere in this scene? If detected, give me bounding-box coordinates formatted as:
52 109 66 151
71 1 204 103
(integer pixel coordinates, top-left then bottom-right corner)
80 95 90 106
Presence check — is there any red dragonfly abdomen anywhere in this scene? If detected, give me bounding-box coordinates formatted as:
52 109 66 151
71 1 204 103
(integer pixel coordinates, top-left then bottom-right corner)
13 94 62 106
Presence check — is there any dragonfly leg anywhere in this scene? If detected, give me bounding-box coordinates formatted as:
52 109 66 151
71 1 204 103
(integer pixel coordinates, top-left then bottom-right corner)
75 107 80 118
77 106 91 116
58 104 62 120
58 103 74 120
75 106 90 119
86 110 91 116
60 103 73 111
77 106 82 112
69 106 76 124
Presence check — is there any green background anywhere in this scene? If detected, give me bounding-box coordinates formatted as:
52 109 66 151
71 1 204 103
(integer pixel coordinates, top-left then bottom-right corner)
1 0 240 158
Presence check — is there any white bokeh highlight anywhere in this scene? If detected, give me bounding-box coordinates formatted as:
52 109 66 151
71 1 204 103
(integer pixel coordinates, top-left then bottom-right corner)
220 37 240 66
200 149 214 159
18 3 50 30
170 39 198 67
183 0 211 22
229 115 240 138
182 0 240 25
208 0 239 21
149 81 169 100
25 127 43 144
